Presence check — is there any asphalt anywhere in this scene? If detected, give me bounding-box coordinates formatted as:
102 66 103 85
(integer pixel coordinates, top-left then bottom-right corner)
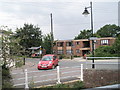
10 57 119 88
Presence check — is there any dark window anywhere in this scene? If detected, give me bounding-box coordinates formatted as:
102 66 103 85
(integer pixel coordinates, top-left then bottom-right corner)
76 42 79 45
57 42 64 47
42 56 52 61
83 41 90 48
66 42 72 46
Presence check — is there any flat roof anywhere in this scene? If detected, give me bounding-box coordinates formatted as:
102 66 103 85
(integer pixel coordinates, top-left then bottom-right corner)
29 47 40 50
56 37 115 42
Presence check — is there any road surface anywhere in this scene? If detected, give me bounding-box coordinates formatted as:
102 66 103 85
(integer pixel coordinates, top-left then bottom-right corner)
10 57 119 88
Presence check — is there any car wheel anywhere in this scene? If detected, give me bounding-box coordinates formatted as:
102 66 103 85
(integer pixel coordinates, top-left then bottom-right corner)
52 65 55 69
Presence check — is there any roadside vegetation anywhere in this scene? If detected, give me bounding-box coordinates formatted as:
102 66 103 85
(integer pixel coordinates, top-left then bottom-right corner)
2 64 13 88
40 81 85 89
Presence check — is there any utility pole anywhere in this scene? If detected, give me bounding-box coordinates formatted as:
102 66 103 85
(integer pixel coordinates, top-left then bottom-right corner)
50 13 54 54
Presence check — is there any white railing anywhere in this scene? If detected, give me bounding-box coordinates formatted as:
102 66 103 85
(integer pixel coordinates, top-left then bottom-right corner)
86 57 120 59
86 57 119 69
12 64 83 88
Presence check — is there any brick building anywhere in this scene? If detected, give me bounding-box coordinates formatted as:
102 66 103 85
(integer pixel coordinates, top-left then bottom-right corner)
53 37 115 57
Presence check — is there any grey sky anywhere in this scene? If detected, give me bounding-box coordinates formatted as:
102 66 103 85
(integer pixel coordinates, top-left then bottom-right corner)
0 0 119 40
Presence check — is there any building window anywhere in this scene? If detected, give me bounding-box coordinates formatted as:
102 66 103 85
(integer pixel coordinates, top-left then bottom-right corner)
66 42 72 46
66 50 72 54
57 42 64 47
101 40 109 45
76 49 80 53
76 42 79 45
83 41 90 48
57 50 63 54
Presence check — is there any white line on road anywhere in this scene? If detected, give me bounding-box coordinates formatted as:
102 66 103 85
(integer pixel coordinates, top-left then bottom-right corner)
12 73 57 81
11 66 81 75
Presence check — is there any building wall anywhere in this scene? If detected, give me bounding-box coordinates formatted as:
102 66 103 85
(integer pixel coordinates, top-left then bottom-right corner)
53 37 115 57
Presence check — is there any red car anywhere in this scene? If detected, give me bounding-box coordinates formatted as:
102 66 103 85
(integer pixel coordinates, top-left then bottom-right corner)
37 54 59 69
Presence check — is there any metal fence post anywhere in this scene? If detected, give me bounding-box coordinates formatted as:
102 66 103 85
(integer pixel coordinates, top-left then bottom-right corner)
56 66 61 84
86 57 88 69
23 57 25 65
80 64 83 81
25 69 29 89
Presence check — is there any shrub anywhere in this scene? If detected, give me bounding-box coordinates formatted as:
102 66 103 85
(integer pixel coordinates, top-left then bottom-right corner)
2 81 13 88
2 64 13 89
72 81 84 89
42 81 84 89
94 46 117 57
15 57 24 68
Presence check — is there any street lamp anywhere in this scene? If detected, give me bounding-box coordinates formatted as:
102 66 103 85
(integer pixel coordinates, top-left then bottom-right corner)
82 2 95 69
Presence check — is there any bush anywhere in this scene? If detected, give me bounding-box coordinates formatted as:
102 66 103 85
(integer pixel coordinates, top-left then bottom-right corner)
74 55 80 58
50 84 69 88
72 81 84 89
2 81 13 88
15 57 24 68
59 55 74 59
2 64 13 89
94 46 118 57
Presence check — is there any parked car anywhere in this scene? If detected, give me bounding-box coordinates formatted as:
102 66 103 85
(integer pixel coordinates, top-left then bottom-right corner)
37 54 59 69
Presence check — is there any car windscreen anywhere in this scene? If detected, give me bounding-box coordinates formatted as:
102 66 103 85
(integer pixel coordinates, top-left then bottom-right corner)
42 56 53 61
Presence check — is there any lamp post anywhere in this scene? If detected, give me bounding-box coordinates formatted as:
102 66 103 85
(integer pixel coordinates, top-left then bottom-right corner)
50 13 54 54
82 2 95 69
71 41 73 60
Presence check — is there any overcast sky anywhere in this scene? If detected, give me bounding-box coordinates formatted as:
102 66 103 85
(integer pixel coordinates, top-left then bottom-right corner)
0 0 119 40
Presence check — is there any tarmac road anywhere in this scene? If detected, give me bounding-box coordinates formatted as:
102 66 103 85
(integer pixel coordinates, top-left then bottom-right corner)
10 57 119 88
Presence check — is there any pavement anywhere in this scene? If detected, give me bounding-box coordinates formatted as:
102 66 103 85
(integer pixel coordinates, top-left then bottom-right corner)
85 84 120 90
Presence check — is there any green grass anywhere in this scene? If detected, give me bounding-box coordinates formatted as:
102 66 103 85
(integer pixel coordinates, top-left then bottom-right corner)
41 81 85 89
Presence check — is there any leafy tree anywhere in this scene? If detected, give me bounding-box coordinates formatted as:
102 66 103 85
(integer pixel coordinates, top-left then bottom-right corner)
0 26 13 88
15 24 42 49
96 24 120 37
9 37 23 56
42 34 52 54
0 28 13 67
112 34 120 56
74 29 92 40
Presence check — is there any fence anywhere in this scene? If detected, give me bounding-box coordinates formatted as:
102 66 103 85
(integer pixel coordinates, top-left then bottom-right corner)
12 64 83 88
86 57 119 69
